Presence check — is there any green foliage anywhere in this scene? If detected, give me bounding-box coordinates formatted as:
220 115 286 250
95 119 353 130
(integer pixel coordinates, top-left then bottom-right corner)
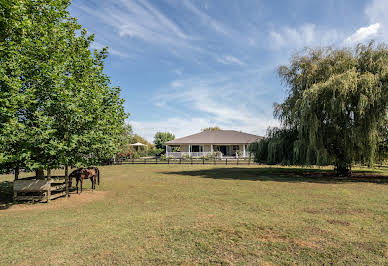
0 0 127 175
202 126 221 131
149 148 164 157
153 132 175 151
275 41 388 175
250 127 301 165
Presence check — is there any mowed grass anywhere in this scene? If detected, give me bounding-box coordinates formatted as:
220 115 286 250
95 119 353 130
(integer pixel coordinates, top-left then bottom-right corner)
0 165 387 265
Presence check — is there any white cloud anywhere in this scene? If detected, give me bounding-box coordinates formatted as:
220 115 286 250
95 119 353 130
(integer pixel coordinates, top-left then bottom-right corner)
136 69 280 141
183 0 230 35
269 24 342 50
131 117 212 141
365 0 388 42
344 23 380 45
216 55 245 66
171 81 183 88
172 68 183 75
76 0 203 56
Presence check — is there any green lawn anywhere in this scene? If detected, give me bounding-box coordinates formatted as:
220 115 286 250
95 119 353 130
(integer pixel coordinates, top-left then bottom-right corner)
0 165 387 265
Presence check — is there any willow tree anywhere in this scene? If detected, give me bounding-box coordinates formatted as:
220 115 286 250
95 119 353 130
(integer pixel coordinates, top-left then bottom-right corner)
276 42 388 175
249 127 298 165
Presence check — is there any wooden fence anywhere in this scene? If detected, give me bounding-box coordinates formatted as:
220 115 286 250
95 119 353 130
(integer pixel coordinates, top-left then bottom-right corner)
13 177 68 203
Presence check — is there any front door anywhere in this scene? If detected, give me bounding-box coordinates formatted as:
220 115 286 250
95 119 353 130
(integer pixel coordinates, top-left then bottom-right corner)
192 145 200 152
219 146 227 155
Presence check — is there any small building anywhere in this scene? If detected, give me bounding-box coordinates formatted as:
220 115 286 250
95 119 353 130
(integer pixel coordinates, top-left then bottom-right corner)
165 130 263 158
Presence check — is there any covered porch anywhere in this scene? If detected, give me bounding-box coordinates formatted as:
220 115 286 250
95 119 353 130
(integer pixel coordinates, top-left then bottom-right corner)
165 144 250 158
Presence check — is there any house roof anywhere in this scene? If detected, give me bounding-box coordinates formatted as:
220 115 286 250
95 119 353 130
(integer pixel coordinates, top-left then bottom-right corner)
165 130 263 145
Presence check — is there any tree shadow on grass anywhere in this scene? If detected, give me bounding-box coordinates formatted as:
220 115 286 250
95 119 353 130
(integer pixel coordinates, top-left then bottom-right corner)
160 167 388 184
0 180 14 210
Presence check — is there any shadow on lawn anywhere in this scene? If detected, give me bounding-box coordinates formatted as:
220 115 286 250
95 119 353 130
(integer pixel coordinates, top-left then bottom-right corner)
161 167 388 184
0 180 14 210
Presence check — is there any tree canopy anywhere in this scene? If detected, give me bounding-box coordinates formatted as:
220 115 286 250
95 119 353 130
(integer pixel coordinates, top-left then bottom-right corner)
202 126 222 131
154 132 175 152
260 42 388 175
0 0 127 177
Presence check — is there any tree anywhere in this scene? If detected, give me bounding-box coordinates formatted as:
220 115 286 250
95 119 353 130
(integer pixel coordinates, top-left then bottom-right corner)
275 41 388 175
202 126 221 131
249 127 298 165
153 132 175 153
0 0 127 178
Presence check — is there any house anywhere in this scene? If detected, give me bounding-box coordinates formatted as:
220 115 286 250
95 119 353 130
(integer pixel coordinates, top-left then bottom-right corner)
165 130 263 158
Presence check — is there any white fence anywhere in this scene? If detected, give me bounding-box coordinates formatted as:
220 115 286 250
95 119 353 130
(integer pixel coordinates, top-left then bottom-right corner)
167 152 214 158
166 152 252 158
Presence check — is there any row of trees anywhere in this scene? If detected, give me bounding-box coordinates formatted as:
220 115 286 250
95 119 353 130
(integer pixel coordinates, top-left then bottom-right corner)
0 0 127 177
117 128 175 158
251 42 388 175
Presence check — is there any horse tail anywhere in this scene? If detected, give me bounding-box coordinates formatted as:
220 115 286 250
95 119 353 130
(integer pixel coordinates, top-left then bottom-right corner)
97 168 100 185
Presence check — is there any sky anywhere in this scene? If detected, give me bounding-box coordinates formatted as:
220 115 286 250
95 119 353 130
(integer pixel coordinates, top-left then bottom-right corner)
69 0 388 141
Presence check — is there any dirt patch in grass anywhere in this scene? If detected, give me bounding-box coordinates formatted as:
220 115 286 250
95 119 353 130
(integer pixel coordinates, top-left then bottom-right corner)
304 207 363 216
304 208 321 214
293 239 322 249
327 219 350 226
0 191 110 213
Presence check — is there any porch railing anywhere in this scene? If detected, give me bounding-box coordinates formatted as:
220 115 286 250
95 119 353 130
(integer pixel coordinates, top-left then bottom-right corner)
167 152 214 158
166 152 252 158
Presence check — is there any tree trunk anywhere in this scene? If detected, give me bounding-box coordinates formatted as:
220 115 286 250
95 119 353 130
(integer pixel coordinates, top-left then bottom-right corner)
65 164 69 198
14 166 19 180
35 168 45 179
335 163 352 176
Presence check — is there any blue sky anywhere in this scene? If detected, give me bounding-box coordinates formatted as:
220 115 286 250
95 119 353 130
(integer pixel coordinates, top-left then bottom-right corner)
69 0 387 141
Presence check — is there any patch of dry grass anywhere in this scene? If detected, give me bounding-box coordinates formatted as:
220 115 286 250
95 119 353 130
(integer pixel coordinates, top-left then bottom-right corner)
0 164 387 264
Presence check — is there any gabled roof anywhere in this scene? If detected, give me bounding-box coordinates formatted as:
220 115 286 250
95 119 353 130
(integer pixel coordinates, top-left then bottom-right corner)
165 130 263 145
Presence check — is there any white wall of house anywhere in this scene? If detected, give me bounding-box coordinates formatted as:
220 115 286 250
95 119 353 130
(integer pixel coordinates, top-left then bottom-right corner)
180 145 190 152
175 144 249 156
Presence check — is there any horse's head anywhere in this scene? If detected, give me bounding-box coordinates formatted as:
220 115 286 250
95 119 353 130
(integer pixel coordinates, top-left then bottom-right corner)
68 168 82 187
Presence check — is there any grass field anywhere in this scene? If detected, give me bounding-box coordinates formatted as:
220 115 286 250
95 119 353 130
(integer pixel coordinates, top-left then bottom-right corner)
0 164 387 265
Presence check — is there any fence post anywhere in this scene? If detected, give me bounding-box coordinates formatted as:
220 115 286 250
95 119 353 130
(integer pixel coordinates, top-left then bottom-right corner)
144 158 146 164
65 164 69 198
180 158 182 164
237 158 239 165
168 158 170 164
226 159 227 165
156 158 158 164
132 158 134 164
248 157 250 165
203 158 205 165
191 157 193 165
214 158 216 165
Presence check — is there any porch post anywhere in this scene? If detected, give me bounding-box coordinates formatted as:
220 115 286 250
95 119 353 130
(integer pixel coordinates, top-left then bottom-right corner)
166 145 169 157
211 144 213 153
189 145 191 157
243 144 246 157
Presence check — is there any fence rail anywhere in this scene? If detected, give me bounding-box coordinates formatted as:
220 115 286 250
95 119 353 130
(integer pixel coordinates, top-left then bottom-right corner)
112 158 256 166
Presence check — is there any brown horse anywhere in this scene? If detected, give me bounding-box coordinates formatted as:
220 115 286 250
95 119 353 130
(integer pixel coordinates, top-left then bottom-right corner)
69 167 100 194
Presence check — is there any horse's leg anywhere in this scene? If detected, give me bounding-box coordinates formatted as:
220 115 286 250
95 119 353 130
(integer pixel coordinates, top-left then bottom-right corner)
76 179 79 194
91 178 94 191
81 178 83 193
